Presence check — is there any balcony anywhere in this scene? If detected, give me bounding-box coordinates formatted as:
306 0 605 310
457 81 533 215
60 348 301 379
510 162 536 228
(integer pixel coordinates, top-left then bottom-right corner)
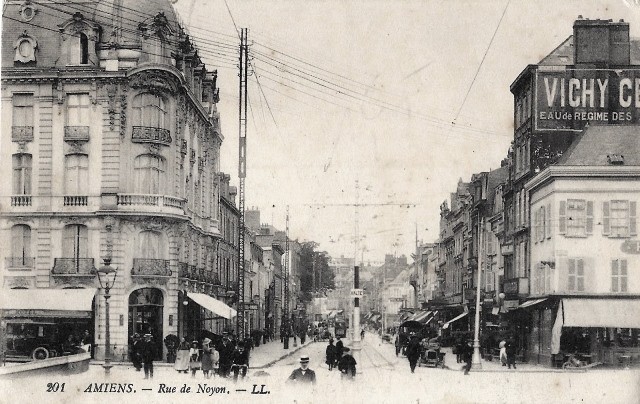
131 126 172 146
63 195 88 206
5 257 35 271
51 258 96 286
131 258 171 277
64 126 90 142
12 126 33 142
116 194 186 213
11 195 32 207
502 277 529 296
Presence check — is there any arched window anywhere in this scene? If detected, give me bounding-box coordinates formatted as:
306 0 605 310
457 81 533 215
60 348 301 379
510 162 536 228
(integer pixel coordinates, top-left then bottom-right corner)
65 154 88 195
134 154 165 194
139 230 162 259
132 93 166 129
63 224 88 259
11 225 32 267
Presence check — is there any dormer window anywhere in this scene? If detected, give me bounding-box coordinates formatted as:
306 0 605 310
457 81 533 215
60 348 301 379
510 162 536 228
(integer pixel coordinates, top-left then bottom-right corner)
58 13 99 67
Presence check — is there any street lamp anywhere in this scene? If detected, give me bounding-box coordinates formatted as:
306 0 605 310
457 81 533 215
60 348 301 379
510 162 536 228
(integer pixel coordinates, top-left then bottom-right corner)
96 258 118 375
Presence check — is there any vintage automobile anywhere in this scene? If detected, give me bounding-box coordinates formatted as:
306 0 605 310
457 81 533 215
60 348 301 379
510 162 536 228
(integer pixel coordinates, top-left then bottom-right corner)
5 321 60 360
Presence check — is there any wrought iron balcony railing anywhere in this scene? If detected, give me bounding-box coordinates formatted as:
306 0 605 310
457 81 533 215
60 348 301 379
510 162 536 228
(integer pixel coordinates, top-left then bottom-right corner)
5 256 35 270
131 126 172 146
12 126 33 142
52 258 96 274
131 258 171 277
64 126 90 142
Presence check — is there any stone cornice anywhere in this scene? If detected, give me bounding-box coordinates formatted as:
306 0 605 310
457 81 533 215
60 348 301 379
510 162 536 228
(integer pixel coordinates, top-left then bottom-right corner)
525 165 640 193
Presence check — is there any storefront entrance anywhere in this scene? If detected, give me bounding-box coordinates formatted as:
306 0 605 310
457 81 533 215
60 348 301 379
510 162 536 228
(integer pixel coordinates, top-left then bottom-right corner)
128 288 163 360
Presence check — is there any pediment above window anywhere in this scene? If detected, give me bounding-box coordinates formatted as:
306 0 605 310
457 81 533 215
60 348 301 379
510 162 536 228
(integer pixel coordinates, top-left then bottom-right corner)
58 12 100 41
129 68 181 96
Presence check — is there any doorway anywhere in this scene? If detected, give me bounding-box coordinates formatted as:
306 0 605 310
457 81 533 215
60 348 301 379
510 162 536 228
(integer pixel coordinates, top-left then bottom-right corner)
128 288 164 360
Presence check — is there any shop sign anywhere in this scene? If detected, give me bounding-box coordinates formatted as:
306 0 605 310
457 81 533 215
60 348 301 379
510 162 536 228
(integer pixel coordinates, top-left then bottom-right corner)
239 303 258 310
503 279 519 294
3 309 91 318
534 68 640 131
621 239 640 254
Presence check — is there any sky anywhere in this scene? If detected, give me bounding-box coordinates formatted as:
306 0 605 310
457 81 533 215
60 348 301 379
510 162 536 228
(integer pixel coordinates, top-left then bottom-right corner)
173 0 640 263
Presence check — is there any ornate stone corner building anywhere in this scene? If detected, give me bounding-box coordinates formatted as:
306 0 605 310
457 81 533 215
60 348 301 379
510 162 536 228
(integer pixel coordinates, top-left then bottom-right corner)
1 0 228 361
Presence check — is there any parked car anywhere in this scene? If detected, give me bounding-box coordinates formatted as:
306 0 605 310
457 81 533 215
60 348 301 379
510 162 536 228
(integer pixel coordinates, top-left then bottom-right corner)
5 321 59 360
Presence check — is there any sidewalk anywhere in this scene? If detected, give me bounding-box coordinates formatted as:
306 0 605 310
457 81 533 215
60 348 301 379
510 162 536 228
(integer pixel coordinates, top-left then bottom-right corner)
249 338 312 369
91 338 313 370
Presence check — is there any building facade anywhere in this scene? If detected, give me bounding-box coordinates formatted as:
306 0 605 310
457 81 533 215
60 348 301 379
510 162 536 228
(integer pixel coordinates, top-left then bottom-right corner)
1 0 228 361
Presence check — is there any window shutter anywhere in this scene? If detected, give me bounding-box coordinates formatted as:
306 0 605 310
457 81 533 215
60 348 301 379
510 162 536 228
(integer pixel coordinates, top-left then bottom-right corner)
559 201 567 234
540 206 546 242
621 259 628 292
546 203 552 239
533 210 539 243
630 201 637 236
602 201 610 235
611 259 619 292
568 258 575 291
586 201 594 234
577 258 585 291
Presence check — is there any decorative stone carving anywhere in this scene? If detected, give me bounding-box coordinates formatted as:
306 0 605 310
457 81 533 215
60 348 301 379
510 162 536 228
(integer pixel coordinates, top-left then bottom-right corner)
131 277 170 286
14 30 37 64
129 70 180 97
19 1 38 22
107 84 117 131
6 276 34 289
120 90 127 139
53 276 96 287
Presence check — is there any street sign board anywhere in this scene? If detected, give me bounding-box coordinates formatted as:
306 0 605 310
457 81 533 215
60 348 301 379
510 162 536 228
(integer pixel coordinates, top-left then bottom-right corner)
239 302 258 310
350 288 364 297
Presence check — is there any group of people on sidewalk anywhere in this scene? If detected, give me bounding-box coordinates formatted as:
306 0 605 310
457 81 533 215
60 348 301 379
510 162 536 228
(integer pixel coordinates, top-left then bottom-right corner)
172 336 250 380
324 336 357 379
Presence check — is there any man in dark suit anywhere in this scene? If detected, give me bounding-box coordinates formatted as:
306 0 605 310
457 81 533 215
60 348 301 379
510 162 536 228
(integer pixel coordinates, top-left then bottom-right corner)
287 356 316 386
140 333 156 379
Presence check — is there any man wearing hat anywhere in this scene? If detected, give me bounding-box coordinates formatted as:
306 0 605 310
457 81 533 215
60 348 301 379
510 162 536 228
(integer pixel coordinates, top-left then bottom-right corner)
287 356 316 385
140 333 156 379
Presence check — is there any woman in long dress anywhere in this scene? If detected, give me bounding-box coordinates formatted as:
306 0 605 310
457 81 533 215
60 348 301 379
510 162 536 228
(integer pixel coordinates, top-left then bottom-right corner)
174 337 190 373
201 338 214 378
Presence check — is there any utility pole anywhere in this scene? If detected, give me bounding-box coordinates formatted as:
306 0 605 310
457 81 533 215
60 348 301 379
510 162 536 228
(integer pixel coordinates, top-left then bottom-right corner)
236 27 249 338
352 180 359 341
283 205 290 349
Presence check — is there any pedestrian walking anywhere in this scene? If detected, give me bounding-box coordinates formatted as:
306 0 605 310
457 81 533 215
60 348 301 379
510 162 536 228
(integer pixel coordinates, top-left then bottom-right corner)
406 333 422 373
231 343 249 381
201 338 216 378
130 333 142 371
455 337 464 363
506 339 517 369
394 334 401 356
499 340 507 366
335 336 344 364
287 356 316 386
140 333 155 379
461 340 473 375
337 348 357 380
189 340 201 377
360 329 365 340
218 337 234 377
325 338 336 370
174 337 190 373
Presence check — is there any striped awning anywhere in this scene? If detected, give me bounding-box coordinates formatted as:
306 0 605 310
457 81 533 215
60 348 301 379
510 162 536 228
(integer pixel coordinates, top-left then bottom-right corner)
442 312 468 329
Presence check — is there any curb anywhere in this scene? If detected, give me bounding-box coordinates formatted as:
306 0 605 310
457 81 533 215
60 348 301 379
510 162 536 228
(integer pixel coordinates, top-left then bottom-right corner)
250 341 314 369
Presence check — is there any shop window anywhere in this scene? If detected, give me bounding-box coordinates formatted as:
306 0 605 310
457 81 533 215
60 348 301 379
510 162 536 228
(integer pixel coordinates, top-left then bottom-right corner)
134 154 165 194
611 259 628 293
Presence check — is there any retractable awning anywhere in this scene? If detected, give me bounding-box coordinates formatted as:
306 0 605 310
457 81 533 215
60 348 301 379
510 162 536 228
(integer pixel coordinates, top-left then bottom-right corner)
517 298 547 309
412 311 432 323
189 293 237 319
0 288 96 318
442 312 468 329
562 298 640 328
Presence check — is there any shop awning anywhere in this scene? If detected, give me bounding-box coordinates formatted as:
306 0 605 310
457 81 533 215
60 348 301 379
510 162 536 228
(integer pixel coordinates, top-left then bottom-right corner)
517 298 548 309
189 293 237 320
424 310 438 325
442 312 468 330
369 314 380 322
0 288 96 318
562 298 640 328
413 311 432 323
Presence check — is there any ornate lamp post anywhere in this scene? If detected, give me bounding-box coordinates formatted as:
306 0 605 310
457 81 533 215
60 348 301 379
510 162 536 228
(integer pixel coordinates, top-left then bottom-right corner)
96 258 118 375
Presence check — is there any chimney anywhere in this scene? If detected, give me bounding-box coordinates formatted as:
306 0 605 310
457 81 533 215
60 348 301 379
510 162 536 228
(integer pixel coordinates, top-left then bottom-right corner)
573 17 630 66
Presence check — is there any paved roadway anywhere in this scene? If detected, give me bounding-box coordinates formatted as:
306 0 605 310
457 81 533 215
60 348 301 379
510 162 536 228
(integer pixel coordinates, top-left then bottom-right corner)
1 333 639 404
